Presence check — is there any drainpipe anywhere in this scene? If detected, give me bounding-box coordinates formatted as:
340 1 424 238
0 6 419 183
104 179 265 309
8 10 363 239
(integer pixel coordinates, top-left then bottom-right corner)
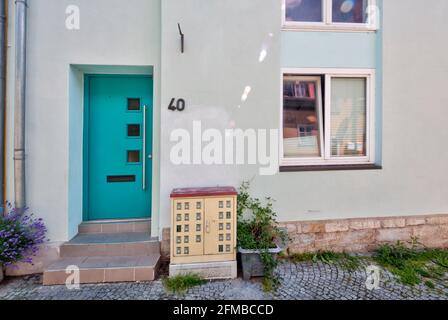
0 0 7 215
14 0 26 211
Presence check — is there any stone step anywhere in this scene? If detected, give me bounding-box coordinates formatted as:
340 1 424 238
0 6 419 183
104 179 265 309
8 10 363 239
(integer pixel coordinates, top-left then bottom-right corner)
60 232 160 258
43 254 160 285
78 219 150 234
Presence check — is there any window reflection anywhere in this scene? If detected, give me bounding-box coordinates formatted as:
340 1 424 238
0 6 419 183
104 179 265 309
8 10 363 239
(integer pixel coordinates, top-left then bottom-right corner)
332 0 367 23
283 76 322 158
127 150 140 163
285 0 323 22
127 124 140 137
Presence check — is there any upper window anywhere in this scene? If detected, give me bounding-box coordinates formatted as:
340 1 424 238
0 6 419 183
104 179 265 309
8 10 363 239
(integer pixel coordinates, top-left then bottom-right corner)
285 0 324 23
281 69 375 167
332 0 368 23
283 0 377 31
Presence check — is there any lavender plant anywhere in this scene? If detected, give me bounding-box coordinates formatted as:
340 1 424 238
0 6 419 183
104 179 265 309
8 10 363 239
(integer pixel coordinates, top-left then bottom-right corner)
0 202 47 267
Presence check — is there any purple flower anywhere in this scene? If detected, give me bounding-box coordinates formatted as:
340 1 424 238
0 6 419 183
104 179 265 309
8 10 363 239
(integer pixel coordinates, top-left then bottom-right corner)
1 204 47 266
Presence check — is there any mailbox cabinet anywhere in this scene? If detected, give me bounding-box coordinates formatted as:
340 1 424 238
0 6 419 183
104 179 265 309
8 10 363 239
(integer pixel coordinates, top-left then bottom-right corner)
170 187 237 265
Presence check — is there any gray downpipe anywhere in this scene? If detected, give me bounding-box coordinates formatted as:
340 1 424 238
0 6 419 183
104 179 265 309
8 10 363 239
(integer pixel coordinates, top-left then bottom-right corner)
14 0 26 211
0 0 7 215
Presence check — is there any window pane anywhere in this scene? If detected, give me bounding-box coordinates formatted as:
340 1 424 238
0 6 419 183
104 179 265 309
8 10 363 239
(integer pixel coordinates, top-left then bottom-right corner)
283 76 322 158
285 0 323 22
332 0 368 23
127 124 141 137
127 150 141 163
127 98 141 111
330 78 367 157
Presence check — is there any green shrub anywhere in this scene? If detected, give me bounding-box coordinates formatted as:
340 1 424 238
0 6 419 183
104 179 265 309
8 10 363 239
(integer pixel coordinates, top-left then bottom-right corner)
373 239 448 286
162 273 205 294
288 250 362 271
237 181 289 292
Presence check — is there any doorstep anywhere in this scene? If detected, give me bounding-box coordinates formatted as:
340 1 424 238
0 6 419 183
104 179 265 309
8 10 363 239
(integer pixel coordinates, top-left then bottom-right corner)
43 222 161 285
60 232 160 257
43 255 160 285
78 219 151 234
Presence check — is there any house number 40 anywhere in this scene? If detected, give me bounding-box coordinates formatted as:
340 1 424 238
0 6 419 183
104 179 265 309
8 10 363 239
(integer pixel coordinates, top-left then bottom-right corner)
168 98 186 112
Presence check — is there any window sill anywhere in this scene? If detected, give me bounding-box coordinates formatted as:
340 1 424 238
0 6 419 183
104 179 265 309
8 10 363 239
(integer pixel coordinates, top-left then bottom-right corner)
280 164 382 172
282 24 378 33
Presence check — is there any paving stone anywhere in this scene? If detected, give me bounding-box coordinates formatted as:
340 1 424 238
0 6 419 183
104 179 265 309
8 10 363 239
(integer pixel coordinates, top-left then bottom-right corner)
0 260 447 300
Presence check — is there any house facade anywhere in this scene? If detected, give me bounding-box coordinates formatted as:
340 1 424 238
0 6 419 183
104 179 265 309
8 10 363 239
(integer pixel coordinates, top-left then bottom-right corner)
2 0 448 278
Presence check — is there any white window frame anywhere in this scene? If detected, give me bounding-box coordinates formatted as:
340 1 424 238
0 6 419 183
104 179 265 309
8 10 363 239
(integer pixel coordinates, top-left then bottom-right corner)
280 68 376 167
282 0 378 32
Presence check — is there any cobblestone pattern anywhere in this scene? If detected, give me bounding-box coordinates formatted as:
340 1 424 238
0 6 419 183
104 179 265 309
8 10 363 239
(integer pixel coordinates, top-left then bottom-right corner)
1 261 447 300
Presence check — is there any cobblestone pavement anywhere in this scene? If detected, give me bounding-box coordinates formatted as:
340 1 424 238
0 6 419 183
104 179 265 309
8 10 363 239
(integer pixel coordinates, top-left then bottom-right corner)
1 260 447 300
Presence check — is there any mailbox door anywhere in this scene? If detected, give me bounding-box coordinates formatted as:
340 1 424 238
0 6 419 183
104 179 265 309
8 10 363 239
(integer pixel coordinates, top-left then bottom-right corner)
204 197 235 255
173 198 204 257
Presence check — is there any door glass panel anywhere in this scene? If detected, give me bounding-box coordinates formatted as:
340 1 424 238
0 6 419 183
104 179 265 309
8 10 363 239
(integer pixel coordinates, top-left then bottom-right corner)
127 98 141 111
127 150 140 163
127 124 141 137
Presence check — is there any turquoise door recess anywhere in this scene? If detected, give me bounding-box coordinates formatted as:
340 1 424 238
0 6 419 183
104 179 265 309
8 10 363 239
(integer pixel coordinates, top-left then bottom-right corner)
86 75 153 220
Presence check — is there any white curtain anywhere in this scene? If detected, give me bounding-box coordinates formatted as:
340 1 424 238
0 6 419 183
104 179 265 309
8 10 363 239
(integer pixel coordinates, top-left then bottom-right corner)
330 78 367 157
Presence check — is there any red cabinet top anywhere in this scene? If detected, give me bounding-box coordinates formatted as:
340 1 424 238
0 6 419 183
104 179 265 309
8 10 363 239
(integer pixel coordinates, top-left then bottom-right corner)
170 186 238 198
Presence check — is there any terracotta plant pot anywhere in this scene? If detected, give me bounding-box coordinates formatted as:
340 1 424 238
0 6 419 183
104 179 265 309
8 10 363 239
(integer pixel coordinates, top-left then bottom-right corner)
0 265 4 283
238 246 282 280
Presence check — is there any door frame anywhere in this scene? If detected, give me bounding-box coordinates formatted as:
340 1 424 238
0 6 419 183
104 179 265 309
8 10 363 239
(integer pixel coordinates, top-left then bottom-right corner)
82 74 154 221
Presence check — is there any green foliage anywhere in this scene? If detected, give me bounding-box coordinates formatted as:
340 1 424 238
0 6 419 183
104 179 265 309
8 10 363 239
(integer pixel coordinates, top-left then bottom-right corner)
373 238 448 287
424 280 435 289
288 250 362 271
287 252 315 263
162 273 205 294
237 182 288 251
237 181 288 292
374 238 420 269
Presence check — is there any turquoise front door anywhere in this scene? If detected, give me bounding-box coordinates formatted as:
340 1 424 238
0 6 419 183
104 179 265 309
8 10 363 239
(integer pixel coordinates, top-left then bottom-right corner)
85 75 153 220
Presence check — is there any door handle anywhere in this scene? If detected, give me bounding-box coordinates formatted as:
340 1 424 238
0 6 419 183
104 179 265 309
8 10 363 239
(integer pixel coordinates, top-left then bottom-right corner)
142 105 147 190
206 220 210 233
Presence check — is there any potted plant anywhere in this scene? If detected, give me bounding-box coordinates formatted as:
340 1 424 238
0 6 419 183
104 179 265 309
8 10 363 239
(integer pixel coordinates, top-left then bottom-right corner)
0 202 47 283
237 182 288 291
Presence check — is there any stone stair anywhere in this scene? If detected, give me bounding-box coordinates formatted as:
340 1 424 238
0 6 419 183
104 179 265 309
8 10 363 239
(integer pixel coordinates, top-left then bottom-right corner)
43 220 161 285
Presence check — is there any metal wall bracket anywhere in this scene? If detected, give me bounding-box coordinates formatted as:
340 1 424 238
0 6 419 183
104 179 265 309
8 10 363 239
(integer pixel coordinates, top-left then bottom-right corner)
178 23 184 53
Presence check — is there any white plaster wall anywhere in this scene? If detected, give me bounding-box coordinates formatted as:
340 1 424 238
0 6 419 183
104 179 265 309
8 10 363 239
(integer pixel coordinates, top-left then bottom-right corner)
5 0 161 242
4 0 448 244
158 0 448 231
159 0 282 230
